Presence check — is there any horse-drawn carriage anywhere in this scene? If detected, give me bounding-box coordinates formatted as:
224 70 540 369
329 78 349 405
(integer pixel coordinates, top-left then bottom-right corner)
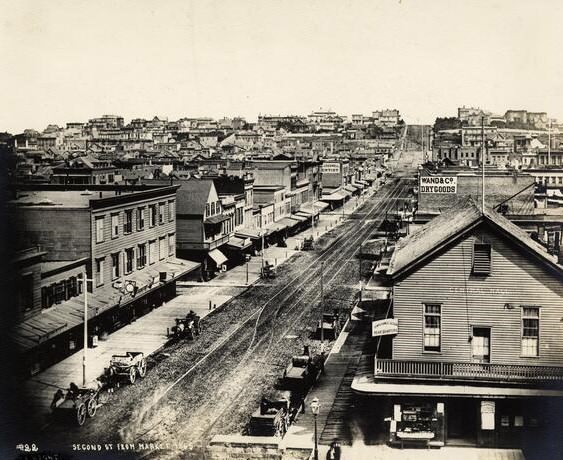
261 261 276 279
50 382 104 426
302 236 314 251
169 310 201 340
248 390 292 437
105 351 147 386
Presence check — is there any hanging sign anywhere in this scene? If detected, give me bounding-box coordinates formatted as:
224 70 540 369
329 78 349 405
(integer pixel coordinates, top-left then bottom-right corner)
372 318 399 337
420 176 457 194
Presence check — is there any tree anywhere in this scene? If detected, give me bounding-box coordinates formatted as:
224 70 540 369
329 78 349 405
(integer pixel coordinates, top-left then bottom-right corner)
433 117 461 133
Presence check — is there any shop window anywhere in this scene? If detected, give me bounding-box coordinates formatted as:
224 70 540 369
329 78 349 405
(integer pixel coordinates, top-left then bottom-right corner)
111 213 119 238
95 216 105 243
125 248 134 274
472 243 491 275
124 210 133 234
514 416 524 427
138 207 145 230
522 306 540 357
423 304 441 352
501 415 510 427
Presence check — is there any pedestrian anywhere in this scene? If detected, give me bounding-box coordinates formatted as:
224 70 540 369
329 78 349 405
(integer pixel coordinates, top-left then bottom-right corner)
326 439 341 460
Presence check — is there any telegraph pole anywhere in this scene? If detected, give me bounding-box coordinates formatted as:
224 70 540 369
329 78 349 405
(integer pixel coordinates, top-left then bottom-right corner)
320 261 324 346
548 118 552 165
80 274 93 387
260 205 265 272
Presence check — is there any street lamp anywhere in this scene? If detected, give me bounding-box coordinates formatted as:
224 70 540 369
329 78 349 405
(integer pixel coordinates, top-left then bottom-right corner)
310 397 320 460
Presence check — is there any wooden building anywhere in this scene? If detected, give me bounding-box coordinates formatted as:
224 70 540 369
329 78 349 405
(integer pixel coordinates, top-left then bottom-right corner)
353 199 563 453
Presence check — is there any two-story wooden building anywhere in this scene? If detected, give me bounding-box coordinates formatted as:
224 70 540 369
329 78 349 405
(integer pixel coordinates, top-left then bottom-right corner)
352 199 563 453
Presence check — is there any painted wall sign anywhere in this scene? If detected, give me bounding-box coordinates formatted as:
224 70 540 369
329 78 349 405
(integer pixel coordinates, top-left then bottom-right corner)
420 176 457 194
372 318 399 337
322 162 341 174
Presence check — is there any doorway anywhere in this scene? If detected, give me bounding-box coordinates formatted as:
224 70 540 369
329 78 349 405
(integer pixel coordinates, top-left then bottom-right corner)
471 327 491 363
447 399 478 445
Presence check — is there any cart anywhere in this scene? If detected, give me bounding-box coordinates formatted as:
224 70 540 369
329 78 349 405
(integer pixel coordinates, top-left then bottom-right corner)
50 383 103 426
106 351 147 385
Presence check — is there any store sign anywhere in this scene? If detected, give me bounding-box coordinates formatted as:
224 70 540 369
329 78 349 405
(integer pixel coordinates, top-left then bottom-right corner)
372 318 399 337
481 400 495 430
420 176 457 194
322 162 341 174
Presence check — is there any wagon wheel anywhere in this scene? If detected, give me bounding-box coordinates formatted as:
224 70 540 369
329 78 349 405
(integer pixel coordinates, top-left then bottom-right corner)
76 402 87 426
87 397 97 418
129 366 137 384
137 358 147 378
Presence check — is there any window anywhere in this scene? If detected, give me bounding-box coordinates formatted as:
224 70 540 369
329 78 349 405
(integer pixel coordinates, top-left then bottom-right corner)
206 203 210 217
159 203 165 224
95 216 105 243
111 213 119 238
95 258 105 286
210 202 215 215
168 233 175 256
149 240 157 265
111 253 120 279
522 307 539 357
149 205 157 227
471 327 491 363
159 236 167 260
138 207 145 230
168 200 175 221
472 243 491 275
124 210 133 234
423 304 441 352
18 273 34 312
137 244 146 269
125 248 134 274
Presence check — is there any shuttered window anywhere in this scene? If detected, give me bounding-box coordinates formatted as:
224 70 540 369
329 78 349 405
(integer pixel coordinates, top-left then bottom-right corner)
472 243 491 275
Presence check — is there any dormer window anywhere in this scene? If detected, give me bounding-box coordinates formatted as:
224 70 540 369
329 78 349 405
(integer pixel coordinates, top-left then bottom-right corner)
472 243 491 275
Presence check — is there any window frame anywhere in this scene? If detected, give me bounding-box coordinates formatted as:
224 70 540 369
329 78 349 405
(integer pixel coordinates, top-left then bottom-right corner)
137 243 147 269
124 209 133 234
168 200 175 221
138 207 145 231
168 232 175 256
521 306 540 358
95 216 105 243
422 303 442 353
125 247 134 274
111 213 120 239
111 252 120 280
158 202 165 224
95 257 105 286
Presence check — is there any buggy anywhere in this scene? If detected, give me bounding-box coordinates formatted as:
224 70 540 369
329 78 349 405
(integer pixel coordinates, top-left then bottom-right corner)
248 390 292 437
302 236 314 251
106 351 147 386
169 310 201 340
261 261 276 279
50 382 104 426
316 312 341 340
281 346 320 392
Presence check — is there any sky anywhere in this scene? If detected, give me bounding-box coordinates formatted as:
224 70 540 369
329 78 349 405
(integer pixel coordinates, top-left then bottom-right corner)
1 0 562 133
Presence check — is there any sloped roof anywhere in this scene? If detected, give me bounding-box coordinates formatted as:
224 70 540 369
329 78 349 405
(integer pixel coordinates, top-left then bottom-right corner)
175 179 214 215
387 198 561 278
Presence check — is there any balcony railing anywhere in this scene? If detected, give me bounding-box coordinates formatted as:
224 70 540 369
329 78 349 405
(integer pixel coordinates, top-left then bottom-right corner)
375 358 563 383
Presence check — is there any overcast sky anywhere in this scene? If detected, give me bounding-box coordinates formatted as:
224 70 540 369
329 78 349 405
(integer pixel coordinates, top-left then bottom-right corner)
1 0 562 132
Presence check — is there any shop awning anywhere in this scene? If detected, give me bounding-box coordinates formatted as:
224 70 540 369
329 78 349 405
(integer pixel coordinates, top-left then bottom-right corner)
278 217 301 229
205 215 230 225
10 257 200 353
314 201 330 211
352 182 365 189
226 236 252 251
236 228 262 239
345 184 359 193
208 248 228 266
289 214 308 222
356 180 369 186
321 191 347 201
266 222 287 233
296 211 314 220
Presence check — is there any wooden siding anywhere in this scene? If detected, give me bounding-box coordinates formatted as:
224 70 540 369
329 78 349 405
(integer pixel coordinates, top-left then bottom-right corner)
91 194 176 286
14 208 91 261
392 223 563 367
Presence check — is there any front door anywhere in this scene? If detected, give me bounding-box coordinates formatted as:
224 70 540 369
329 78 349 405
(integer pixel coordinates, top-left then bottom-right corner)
472 327 491 363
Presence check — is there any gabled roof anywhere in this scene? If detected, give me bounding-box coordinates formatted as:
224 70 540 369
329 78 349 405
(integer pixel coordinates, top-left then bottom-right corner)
387 198 562 279
175 179 214 215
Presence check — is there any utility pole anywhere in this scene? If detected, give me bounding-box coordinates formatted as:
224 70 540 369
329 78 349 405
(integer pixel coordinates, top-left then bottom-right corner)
481 116 486 210
80 274 93 387
260 205 265 272
310 186 315 239
320 261 324 346
359 242 363 302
